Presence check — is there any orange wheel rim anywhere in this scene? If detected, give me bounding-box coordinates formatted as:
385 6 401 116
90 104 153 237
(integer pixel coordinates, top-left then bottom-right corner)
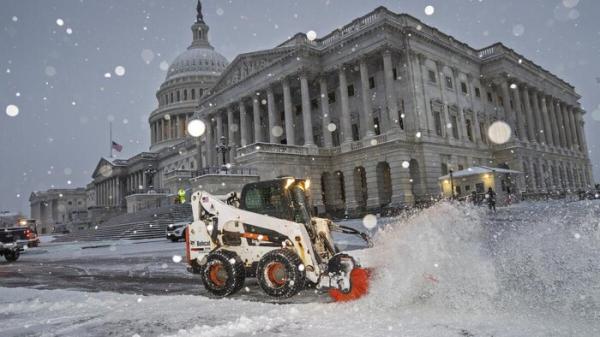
266 262 287 286
208 263 227 287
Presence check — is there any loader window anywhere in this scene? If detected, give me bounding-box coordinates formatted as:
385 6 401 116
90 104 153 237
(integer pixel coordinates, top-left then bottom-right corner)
243 185 289 220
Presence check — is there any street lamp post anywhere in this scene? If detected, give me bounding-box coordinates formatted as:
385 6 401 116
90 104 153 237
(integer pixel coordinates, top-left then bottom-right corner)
449 169 455 200
215 136 231 172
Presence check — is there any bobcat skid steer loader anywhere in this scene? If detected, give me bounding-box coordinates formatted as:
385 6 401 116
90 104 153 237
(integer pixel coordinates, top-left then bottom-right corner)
185 177 372 302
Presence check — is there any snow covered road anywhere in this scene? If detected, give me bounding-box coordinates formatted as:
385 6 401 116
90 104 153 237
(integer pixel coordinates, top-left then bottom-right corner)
1 200 599 336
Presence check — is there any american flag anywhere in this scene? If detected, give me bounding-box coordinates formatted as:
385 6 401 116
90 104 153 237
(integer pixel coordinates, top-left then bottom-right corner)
111 141 123 152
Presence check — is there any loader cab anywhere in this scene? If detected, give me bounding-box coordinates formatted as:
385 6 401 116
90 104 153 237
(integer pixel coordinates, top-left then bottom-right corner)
240 178 312 224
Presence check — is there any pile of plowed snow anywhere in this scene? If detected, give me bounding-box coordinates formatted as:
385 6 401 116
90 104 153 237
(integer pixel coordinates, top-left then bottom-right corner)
362 200 600 324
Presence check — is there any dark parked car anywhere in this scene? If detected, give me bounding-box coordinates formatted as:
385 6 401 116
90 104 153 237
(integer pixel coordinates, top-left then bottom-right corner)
0 229 23 262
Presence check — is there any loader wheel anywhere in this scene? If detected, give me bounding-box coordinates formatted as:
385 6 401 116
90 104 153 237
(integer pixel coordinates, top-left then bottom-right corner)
201 250 245 297
4 250 19 262
257 249 305 298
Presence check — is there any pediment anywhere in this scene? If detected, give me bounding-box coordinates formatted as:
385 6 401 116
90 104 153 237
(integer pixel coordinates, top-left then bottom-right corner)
91 157 118 179
211 47 296 93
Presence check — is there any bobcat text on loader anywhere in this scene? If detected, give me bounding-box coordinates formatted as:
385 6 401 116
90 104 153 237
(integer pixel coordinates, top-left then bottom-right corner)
185 177 373 302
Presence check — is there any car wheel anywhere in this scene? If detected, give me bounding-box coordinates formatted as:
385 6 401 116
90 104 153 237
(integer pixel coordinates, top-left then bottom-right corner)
4 250 19 262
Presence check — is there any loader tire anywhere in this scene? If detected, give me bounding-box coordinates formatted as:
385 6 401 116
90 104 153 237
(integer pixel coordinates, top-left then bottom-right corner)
257 249 306 298
201 250 245 297
4 250 19 262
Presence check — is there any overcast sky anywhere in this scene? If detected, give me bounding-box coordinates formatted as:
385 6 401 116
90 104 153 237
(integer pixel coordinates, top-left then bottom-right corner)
1 0 599 215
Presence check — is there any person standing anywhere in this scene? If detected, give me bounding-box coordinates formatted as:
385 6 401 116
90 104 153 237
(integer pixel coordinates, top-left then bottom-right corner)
486 187 496 212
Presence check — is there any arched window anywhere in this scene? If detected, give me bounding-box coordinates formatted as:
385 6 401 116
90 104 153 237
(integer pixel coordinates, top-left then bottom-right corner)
177 91 181 102
191 89 196 100
184 90 188 100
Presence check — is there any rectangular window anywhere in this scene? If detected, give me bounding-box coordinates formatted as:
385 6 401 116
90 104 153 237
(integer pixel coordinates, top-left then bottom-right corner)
509 100 514 109
451 115 459 139
369 77 375 89
461 82 468 94
441 162 448 175
475 87 481 98
458 164 464 171
445 76 453 89
487 92 493 103
374 117 380 135
466 119 473 142
428 70 436 83
348 85 355 97
392 68 398 80
479 122 487 144
351 123 359 141
328 91 336 104
434 111 443 136
184 90 188 100
177 91 181 102
170 92 174 103
191 89 195 100
498 96 504 106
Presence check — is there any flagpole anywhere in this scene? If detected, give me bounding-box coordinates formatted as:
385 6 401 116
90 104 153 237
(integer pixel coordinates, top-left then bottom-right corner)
109 121 113 158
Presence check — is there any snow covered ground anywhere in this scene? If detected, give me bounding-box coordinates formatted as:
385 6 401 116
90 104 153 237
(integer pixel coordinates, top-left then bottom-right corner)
1 200 599 337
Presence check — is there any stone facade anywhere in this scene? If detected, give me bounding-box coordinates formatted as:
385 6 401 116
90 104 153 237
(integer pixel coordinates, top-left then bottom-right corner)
29 188 87 233
64 4 593 223
193 6 592 215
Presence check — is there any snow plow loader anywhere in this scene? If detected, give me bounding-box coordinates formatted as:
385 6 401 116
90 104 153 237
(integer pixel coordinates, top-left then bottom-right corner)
185 177 372 301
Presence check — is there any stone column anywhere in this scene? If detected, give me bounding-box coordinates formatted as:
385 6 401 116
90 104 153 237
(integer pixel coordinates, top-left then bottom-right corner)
547 97 560 147
435 61 450 138
500 79 516 134
467 75 480 145
512 83 527 141
522 85 536 142
540 95 554 146
282 78 295 145
252 96 262 144
359 58 375 137
560 103 573 150
383 50 400 128
566 105 578 151
553 100 566 148
239 100 248 147
532 90 546 144
338 67 353 143
267 86 278 143
204 117 214 167
227 106 236 162
216 111 224 145
574 109 586 153
451 67 467 142
168 118 172 140
300 73 315 146
319 77 333 147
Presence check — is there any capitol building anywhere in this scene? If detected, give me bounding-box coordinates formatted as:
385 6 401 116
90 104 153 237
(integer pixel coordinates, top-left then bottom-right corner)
30 2 594 226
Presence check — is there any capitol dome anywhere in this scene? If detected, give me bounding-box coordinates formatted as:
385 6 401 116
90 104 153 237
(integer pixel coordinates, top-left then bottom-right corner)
166 47 228 81
149 1 228 153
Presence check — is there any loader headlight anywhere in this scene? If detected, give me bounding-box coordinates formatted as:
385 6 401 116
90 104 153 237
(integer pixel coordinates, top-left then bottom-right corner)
285 178 295 189
304 179 311 189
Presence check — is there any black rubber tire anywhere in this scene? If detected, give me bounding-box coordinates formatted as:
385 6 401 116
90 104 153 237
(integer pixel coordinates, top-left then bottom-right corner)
257 249 306 298
170 237 179 242
200 250 245 297
4 250 19 262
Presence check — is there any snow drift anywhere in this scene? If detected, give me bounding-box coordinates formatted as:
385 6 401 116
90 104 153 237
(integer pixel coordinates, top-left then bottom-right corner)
362 200 600 327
